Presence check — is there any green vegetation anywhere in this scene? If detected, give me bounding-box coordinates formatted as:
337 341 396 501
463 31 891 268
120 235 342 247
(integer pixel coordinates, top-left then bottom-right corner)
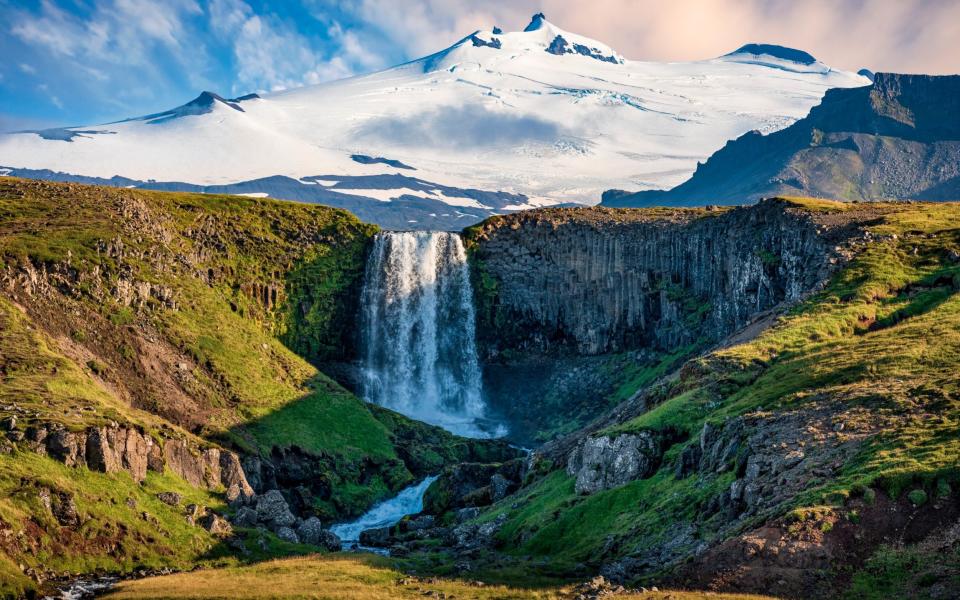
0 179 507 594
0 451 224 598
528 348 696 443
846 544 960 600
477 197 960 577
0 179 453 503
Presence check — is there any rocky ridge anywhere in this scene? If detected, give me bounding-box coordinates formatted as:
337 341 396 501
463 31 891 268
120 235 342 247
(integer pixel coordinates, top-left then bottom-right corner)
603 73 960 207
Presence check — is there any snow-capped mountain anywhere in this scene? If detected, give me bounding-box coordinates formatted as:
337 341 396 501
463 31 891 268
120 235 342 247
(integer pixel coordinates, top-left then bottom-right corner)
0 13 870 229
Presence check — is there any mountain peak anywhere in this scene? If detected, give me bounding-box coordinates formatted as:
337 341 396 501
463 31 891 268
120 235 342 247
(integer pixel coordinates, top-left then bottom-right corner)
524 12 548 32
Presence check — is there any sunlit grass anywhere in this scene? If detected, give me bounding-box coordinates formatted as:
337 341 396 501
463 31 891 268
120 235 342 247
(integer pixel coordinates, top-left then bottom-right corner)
103 554 777 600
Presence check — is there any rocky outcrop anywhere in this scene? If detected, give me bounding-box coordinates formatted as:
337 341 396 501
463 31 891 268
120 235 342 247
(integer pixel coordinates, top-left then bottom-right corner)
15 420 254 500
691 404 882 520
466 199 847 358
224 488 341 549
566 432 662 494
447 513 508 550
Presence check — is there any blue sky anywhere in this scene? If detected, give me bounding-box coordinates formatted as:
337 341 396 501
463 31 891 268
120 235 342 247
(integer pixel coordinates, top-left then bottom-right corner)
2 0 958 131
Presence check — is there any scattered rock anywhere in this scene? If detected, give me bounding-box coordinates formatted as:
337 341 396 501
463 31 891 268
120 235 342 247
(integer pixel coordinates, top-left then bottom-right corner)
255 490 297 529
155 491 182 507
274 526 299 544
231 507 258 527
198 512 233 537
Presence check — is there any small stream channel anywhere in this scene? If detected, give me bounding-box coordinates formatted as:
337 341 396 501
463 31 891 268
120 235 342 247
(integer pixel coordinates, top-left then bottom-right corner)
331 475 439 551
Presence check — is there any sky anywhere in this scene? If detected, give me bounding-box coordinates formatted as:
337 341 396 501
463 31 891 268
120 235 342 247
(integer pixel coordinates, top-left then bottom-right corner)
1 0 958 131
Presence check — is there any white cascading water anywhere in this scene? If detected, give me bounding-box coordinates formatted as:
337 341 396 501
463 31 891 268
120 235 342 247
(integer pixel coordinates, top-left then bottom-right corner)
330 475 439 544
360 231 500 438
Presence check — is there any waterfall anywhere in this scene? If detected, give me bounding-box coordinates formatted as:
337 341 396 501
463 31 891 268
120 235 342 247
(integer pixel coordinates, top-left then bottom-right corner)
360 231 500 438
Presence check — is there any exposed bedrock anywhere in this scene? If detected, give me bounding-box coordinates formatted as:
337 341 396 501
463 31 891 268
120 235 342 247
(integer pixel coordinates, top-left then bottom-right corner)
464 199 862 444
466 199 848 359
22 420 254 501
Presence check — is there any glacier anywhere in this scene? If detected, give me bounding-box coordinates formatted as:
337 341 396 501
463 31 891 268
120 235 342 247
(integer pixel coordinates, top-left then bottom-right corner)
0 13 870 229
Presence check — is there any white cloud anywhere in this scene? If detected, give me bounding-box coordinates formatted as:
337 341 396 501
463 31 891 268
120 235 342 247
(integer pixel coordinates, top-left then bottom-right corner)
19 63 36 74
50 95 64 110
10 0 206 78
209 0 389 94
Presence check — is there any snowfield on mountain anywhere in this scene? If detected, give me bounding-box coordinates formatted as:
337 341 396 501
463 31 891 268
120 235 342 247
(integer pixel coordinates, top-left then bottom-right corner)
0 13 869 228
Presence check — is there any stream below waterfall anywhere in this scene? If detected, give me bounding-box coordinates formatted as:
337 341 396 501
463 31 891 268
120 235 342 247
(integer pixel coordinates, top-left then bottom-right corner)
331 476 439 550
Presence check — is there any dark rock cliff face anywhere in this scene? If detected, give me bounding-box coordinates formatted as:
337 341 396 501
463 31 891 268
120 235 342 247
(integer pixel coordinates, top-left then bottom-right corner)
466 200 837 359
464 200 867 444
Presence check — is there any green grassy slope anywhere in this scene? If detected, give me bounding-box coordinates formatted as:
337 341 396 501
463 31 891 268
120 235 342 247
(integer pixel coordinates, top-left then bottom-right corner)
0 178 508 596
471 198 960 590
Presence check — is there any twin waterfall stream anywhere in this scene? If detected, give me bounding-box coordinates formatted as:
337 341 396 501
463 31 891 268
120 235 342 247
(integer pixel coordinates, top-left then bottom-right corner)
334 231 503 544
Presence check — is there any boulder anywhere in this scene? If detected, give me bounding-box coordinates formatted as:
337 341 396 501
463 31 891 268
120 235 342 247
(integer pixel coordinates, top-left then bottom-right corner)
297 517 341 551
198 512 233 537
156 491 182 507
447 514 507 549
359 526 392 548
255 490 297 529
295 516 325 544
402 515 435 532
424 460 523 514
231 507 258 528
275 526 299 544
220 451 255 502
316 529 342 552
566 432 661 495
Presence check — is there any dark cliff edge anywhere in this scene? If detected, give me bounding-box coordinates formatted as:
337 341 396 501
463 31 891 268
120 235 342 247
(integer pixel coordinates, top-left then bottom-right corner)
463 200 865 443
602 73 960 207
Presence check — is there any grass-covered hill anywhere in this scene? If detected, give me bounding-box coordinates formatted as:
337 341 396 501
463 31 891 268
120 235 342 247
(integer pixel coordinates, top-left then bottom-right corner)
0 178 511 598
423 198 960 599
